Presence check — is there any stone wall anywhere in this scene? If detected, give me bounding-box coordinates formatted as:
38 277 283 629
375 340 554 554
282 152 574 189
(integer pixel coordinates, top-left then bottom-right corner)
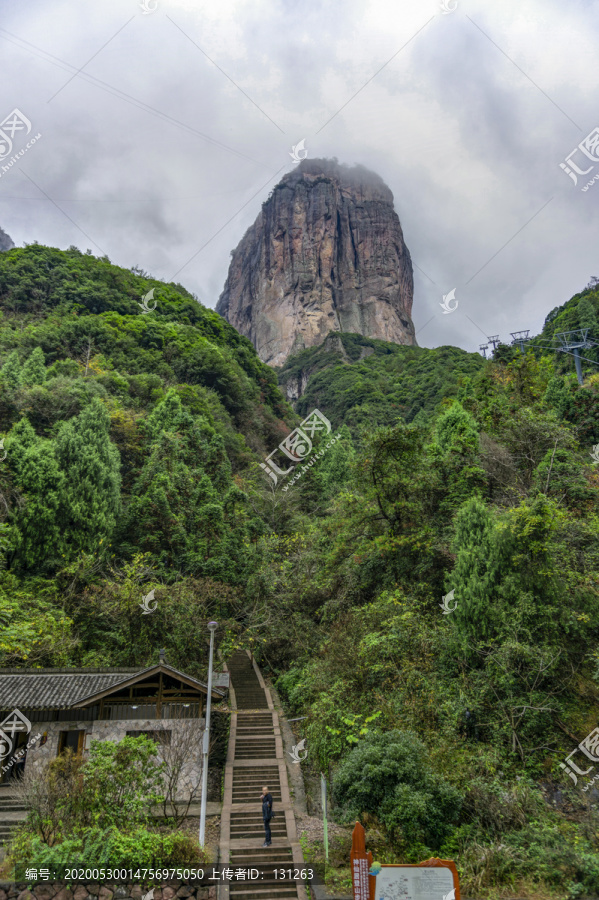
0 883 216 900
25 719 204 801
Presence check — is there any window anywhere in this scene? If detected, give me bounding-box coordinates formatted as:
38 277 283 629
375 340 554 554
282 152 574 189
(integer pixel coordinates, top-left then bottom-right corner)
58 730 85 755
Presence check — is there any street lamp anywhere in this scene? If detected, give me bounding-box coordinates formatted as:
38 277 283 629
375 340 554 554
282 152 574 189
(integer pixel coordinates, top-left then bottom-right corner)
199 620 218 848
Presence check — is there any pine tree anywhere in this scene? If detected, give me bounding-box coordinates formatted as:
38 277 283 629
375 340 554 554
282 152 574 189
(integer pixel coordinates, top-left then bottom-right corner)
577 297 599 368
450 496 498 643
143 389 194 443
434 401 479 454
5 418 39 480
5 418 64 570
20 347 46 385
578 296 598 334
55 398 121 555
311 424 355 501
430 402 485 518
1 350 21 390
123 422 249 580
544 375 573 420
13 442 65 570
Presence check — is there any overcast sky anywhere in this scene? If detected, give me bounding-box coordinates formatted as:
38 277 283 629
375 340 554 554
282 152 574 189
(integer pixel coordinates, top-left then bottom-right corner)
0 0 597 355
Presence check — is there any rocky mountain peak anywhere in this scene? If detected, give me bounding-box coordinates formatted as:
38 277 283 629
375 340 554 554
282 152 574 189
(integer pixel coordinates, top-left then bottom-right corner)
0 226 14 252
216 158 416 367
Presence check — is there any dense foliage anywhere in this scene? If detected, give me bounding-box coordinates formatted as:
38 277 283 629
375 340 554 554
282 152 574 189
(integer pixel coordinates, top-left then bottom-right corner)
2 244 599 897
277 332 486 431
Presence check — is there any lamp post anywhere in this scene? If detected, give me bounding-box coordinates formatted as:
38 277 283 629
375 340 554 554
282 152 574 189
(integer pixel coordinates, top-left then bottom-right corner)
199 620 218 848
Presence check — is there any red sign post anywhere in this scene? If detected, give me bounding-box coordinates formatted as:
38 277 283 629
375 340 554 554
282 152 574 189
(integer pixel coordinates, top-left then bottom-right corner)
350 822 374 900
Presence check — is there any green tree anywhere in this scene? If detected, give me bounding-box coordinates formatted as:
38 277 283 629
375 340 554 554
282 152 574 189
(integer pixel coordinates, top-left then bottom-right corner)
449 496 498 644
143 388 194 443
434 400 479 454
544 375 573 420
429 401 486 518
21 347 46 386
123 415 258 580
332 729 462 852
82 736 164 828
578 296 598 335
1 350 21 389
54 398 121 556
4 418 64 569
310 424 355 501
12 441 65 570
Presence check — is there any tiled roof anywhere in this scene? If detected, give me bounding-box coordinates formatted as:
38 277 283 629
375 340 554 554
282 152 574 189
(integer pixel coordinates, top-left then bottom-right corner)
0 670 144 710
0 665 225 711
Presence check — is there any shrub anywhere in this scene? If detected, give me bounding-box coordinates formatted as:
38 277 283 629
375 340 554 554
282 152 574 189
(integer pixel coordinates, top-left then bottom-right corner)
16 737 165 840
8 825 207 870
332 729 462 852
82 735 165 827
17 750 87 844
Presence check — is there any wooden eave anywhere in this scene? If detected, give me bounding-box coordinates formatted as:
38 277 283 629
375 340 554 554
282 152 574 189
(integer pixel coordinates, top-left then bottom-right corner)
71 664 224 708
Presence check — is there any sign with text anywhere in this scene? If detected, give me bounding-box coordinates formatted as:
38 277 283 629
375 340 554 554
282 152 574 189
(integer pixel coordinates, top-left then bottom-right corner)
349 822 460 900
373 862 459 900
350 822 373 900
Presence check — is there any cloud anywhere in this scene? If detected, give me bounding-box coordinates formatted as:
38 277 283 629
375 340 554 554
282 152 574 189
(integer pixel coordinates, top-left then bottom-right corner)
0 0 597 358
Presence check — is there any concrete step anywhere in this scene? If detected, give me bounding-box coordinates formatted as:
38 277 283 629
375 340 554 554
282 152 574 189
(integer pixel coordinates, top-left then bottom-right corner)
232 788 282 797
236 730 273 736
235 738 276 745
233 779 281 787
233 772 281 782
236 734 274 740
232 775 281 783
235 749 276 759
230 827 288 838
232 770 280 776
230 850 293 864
230 822 287 833
236 741 273 747
235 731 275 738
236 717 272 722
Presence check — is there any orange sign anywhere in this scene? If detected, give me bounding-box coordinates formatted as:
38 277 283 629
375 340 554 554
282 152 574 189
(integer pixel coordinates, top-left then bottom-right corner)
350 822 460 900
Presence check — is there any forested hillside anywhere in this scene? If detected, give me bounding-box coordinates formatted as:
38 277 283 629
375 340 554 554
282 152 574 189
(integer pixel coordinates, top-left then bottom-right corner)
2 244 599 898
277 332 486 427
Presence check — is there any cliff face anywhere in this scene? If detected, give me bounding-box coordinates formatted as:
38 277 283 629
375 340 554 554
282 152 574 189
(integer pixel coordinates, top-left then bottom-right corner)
0 227 14 252
216 159 416 367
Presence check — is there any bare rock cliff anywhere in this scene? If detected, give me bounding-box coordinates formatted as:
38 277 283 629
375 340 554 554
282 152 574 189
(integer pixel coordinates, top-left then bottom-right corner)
0 226 14 252
216 158 416 367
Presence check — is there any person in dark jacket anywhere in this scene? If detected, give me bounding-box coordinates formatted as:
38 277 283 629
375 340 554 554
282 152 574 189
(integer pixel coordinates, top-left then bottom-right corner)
261 785 273 847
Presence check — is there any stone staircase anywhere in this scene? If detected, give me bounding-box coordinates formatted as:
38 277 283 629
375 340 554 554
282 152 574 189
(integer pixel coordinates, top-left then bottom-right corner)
0 790 26 859
219 652 307 900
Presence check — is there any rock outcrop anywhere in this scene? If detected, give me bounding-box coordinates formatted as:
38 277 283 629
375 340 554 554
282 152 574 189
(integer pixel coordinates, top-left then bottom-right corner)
216 158 416 367
0 226 14 252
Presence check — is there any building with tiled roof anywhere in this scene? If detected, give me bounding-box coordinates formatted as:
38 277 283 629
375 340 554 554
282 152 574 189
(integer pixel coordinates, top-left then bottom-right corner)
0 660 226 799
